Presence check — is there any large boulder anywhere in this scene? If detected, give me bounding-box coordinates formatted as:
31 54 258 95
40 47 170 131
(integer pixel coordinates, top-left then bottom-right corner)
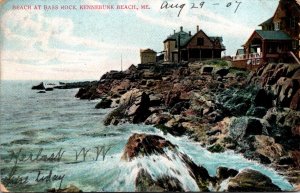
164 90 181 108
273 78 300 107
122 133 212 191
252 135 285 162
144 113 171 125
135 169 184 192
32 82 45 90
104 89 151 125
215 68 229 78
229 117 266 140
216 167 238 181
254 89 273 108
121 133 176 161
95 98 112 109
227 169 281 192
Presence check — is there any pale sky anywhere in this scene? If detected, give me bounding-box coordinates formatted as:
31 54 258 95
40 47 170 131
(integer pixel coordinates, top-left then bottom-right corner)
0 0 279 80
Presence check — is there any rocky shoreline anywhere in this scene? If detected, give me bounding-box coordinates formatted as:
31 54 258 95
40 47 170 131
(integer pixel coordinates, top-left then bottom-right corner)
32 60 300 191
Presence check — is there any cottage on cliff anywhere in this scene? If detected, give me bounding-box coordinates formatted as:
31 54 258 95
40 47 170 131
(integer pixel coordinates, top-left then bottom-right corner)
163 26 226 63
233 0 300 70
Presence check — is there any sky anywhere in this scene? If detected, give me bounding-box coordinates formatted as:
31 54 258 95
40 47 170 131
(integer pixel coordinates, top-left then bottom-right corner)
0 0 279 80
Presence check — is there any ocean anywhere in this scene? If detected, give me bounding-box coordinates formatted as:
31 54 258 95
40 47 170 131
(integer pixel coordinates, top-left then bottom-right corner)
0 80 293 192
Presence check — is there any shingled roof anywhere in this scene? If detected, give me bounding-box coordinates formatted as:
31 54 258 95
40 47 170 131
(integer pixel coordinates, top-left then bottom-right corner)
255 30 292 40
164 31 192 47
259 17 273 26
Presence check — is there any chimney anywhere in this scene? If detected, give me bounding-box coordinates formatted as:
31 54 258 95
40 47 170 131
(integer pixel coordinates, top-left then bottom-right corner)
196 25 199 32
189 31 191 36
174 29 176 34
180 26 183 32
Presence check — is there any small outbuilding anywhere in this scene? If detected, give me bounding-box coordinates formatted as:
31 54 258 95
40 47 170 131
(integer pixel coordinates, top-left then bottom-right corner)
140 49 157 64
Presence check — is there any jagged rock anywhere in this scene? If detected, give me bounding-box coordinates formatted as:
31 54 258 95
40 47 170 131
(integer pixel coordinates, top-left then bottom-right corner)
135 169 184 192
290 89 300 110
216 167 238 180
75 87 88 98
290 151 300 168
32 82 45 90
149 93 163 107
163 118 187 136
144 113 171 125
206 129 221 136
207 144 225 153
227 169 281 192
254 89 273 108
229 117 266 141
110 79 131 97
121 133 176 161
246 106 267 118
202 66 214 74
252 135 285 162
273 77 300 107
292 125 300 137
75 84 100 100
122 133 212 191
45 87 54 91
170 101 190 115
104 89 150 125
47 184 82 192
291 67 300 79
165 90 181 108
95 98 112 109
215 68 229 78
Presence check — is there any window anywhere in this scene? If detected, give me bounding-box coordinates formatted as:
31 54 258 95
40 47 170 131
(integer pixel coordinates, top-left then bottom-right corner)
274 22 280 31
290 17 296 29
292 40 297 50
197 38 204 46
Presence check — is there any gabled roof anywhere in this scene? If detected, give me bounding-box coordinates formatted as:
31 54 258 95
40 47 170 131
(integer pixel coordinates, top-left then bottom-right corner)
164 31 192 46
140 48 156 53
236 49 245 55
164 29 225 49
259 17 273 26
209 36 226 49
255 30 292 40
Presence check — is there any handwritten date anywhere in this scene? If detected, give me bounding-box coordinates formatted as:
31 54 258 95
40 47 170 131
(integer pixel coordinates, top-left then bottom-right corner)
161 0 242 17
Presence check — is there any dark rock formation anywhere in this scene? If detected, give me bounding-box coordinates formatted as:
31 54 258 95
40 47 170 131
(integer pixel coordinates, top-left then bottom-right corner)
135 169 184 192
227 169 281 192
215 68 229 78
123 133 212 191
121 133 176 161
45 87 54 91
95 98 112 109
216 167 238 180
32 82 45 90
104 89 151 125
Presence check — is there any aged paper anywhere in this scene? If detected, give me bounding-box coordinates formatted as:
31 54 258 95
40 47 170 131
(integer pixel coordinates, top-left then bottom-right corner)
0 0 299 192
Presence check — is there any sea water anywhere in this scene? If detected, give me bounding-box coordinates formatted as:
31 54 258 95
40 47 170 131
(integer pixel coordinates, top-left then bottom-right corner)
0 81 293 192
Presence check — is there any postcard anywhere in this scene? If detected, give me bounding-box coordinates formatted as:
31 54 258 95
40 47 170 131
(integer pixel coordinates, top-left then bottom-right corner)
0 0 299 192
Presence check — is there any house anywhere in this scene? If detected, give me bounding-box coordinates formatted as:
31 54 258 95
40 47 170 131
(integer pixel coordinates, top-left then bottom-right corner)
140 49 157 64
232 0 300 70
163 26 226 63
